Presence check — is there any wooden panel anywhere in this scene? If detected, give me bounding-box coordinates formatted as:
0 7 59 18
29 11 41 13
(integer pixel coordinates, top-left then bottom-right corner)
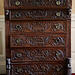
9 10 70 20
10 34 66 47
11 62 67 75
10 21 67 34
11 48 66 62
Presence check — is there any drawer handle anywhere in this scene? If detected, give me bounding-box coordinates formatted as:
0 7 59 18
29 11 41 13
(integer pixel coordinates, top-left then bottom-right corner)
15 13 21 18
15 0 21 6
16 53 23 58
56 0 61 6
16 68 23 73
56 12 61 17
16 39 22 44
55 24 60 30
15 24 22 30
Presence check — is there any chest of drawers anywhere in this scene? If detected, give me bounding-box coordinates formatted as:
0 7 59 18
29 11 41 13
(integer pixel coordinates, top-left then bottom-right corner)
4 0 72 75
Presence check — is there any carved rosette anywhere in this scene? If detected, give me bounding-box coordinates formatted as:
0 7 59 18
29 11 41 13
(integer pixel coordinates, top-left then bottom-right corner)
10 35 66 47
11 49 65 61
12 64 66 75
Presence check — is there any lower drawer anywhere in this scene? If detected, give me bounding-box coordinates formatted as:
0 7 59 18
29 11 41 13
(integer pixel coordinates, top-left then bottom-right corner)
11 48 66 62
11 62 67 75
10 34 66 47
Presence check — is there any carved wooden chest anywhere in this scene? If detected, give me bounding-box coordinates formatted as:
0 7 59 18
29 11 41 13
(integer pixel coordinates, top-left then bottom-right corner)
4 0 72 75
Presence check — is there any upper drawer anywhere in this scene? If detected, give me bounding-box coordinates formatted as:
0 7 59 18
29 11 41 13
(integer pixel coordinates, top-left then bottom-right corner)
10 21 67 34
5 0 72 9
9 10 70 20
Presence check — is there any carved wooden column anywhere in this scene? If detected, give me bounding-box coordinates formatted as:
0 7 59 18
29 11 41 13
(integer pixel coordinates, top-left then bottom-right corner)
67 58 71 75
6 59 11 75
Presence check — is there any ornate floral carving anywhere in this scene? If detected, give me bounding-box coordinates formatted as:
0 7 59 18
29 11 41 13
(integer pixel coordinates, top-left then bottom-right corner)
12 63 66 75
10 35 66 47
10 21 66 33
11 10 70 20
11 48 65 61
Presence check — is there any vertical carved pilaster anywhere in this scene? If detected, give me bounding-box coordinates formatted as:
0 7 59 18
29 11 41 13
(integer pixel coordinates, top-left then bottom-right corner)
67 58 71 75
5 10 9 20
6 58 11 75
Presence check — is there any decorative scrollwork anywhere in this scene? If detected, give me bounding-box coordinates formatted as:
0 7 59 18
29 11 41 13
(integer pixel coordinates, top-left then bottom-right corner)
11 10 70 20
11 49 65 61
10 21 66 33
10 35 65 47
12 63 66 75
10 0 68 8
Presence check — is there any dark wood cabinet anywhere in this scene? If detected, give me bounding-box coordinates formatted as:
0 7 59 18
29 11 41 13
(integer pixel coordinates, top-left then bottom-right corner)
4 0 72 75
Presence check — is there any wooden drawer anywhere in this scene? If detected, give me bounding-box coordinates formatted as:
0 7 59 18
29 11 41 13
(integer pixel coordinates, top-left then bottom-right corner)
11 48 66 62
10 34 66 47
9 10 70 20
10 21 66 34
8 0 71 9
11 62 67 75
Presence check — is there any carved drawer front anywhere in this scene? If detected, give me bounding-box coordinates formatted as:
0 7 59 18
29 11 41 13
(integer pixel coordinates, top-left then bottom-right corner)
10 21 66 33
10 35 66 47
11 62 67 75
9 0 71 9
11 48 66 62
9 10 70 20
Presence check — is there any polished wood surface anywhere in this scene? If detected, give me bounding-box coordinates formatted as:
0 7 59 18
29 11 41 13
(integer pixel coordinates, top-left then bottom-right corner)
4 0 72 75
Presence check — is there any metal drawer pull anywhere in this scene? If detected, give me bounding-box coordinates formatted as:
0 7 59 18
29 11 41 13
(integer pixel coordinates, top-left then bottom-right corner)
15 24 22 30
15 0 21 6
16 68 23 73
56 67 61 71
56 51 61 57
15 13 21 18
56 0 61 6
16 39 22 44
55 24 60 30
16 53 22 58
56 12 61 17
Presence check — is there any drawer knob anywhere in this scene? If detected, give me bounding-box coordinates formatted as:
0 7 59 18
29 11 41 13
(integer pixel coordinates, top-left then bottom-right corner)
15 0 21 6
55 24 60 30
56 12 61 17
16 68 23 73
56 0 61 5
15 13 21 18
56 51 61 58
15 24 22 30
16 39 22 44
16 53 22 58
56 67 61 72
